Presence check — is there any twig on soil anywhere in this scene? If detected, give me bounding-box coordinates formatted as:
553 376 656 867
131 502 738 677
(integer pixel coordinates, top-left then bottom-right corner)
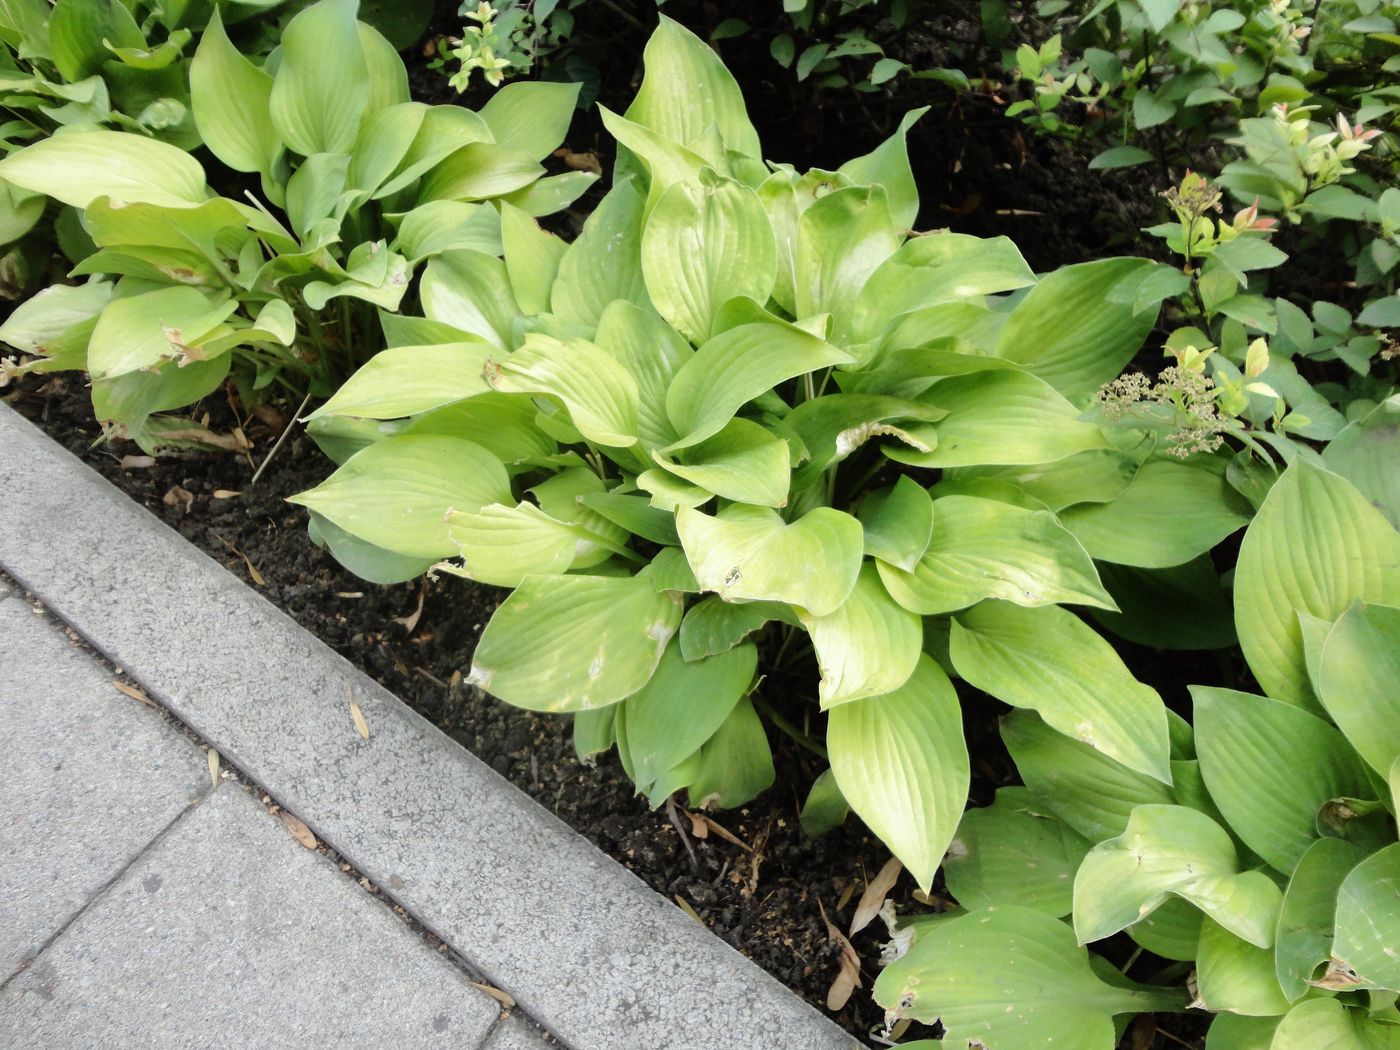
665 795 699 873
249 391 311 488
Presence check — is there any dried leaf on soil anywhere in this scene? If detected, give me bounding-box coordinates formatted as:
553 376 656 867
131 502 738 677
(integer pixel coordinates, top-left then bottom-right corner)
393 582 426 632
212 489 242 500
674 895 705 925
215 533 265 585
162 485 194 510
348 688 370 740
695 813 752 851
469 982 516 1009
119 455 156 469
819 900 862 1011
850 857 903 936
279 810 318 849
112 679 155 707
553 147 602 174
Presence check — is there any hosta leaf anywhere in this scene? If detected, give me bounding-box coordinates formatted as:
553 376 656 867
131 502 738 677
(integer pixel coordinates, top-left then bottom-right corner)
993 258 1157 402
418 143 544 203
851 232 1037 343
874 905 1182 1050
794 184 899 343
268 0 366 157
640 175 776 346
678 597 797 661
90 357 230 431
1271 999 1400 1050
799 768 850 838
308 342 493 420
877 495 1114 615
1060 458 1253 568
419 250 521 349
1092 557 1238 651
478 80 580 161
836 107 925 231
389 199 497 262
0 129 207 208
888 370 1109 468
622 15 761 159
686 697 773 808
651 417 789 507
785 392 945 487
828 656 968 892
1206 1013 1279 1050
676 504 863 617
952 602 1171 782
1275 837 1367 1002
945 449 1139 511
468 573 683 712
402 394 556 467
499 170 597 218
623 641 756 796
486 333 639 448
552 180 651 327
1333 843 1400 990
358 21 409 112
500 202 566 316
1129 895 1204 962
593 300 690 452
637 469 710 512
1196 917 1292 1016
307 510 434 585
1323 396 1400 529
189 8 277 177
287 435 510 559
444 502 612 586
1193 685 1371 874
0 280 111 357
87 287 236 379
572 706 615 764
1001 709 1176 842
1316 601 1400 777
943 786 1091 916
801 563 921 707
665 321 850 450
858 476 934 572
598 107 707 208
1073 804 1284 947
377 105 493 199
1234 460 1400 710
578 493 678 547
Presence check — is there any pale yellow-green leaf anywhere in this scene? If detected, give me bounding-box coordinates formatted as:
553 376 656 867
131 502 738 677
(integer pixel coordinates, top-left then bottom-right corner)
0 129 208 209
801 563 920 707
268 0 367 157
486 333 639 448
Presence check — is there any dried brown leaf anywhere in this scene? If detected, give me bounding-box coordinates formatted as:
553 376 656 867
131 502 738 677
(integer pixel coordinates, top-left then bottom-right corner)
212 489 242 500
120 455 156 469
162 485 194 510
279 811 317 849
553 147 602 175
850 857 903 936
697 814 751 851
818 900 862 1012
348 687 370 740
835 881 855 912
469 982 516 1009
207 748 220 788
674 895 705 925
153 425 250 452
113 679 155 707
685 811 709 839
393 582 426 633
214 533 265 585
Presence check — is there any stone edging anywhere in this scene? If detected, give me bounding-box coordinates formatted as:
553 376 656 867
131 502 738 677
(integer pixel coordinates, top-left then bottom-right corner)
0 403 862 1050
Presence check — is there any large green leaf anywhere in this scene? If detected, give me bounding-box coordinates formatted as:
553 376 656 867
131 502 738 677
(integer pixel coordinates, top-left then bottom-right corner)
402 394 555 467
793 185 899 342
1316 601 1400 777
1001 709 1176 843
1271 999 1400 1050
478 80 579 161
1193 685 1371 874
874 905 1183 1050
640 175 776 346
1196 917 1293 1016
785 392 945 487
1275 837 1367 1002
500 202 565 316
307 510 434 585
1234 460 1400 709
851 232 1037 343
827 656 968 892
993 258 1157 402
189 9 277 177
678 597 797 661
1323 396 1400 529
287 435 510 559
686 697 774 808
486 333 639 448
676 504 863 617
444 500 629 586
952 602 1171 782
622 640 756 797
419 250 520 349
591 300 689 452
468 573 683 712
943 786 1091 916
1333 843 1400 990
622 15 760 159
1073 804 1284 947
552 180 651 327
1060 458 1253 568
309 342 492 420
87 287 235 379
0 129 207 209
836 107 926 231
664 321 849 449
878 494 1114 615
857 476 934 572
268 0 366 157
888 370 1110 468
1091 557 1238 650
417 143 544 203
651 417 789 507
801 563 921 707
945 449 1139 511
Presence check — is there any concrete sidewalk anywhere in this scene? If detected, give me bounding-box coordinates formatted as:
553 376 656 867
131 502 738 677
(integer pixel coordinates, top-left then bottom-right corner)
0 577 551 1049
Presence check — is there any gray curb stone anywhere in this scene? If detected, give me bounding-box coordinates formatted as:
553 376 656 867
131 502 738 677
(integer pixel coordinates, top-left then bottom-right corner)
484 1014 559 1050
0 594 209 975
0 403 862 1050
0 783 501 1049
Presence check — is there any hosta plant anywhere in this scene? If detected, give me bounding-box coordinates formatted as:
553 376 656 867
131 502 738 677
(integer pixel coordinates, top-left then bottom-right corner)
0 0 588 450
287 18 1260 906
876 457 1400 1048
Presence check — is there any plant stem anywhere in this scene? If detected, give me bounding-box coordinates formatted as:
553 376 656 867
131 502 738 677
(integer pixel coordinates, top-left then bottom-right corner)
751 693 828 761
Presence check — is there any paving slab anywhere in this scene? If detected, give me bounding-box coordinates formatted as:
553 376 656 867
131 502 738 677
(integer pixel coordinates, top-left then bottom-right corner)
0 394 862 1049
0 783 500 1049
484 1014 559 1050
0 595 209 976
